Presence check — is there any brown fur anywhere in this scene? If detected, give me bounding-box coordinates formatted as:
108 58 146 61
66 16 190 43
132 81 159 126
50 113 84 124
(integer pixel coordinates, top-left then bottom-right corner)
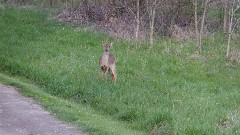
99 42 117 82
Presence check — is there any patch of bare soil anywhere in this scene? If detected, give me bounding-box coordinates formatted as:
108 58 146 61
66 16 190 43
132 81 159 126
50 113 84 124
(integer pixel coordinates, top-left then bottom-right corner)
0 84 86 135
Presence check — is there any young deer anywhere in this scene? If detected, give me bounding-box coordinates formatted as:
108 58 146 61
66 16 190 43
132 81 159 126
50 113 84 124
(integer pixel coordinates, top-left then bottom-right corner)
99 42 117 82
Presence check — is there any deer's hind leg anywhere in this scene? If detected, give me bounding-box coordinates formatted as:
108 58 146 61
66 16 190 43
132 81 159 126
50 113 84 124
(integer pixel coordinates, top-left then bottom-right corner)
109 65 117 83
100 71 104 80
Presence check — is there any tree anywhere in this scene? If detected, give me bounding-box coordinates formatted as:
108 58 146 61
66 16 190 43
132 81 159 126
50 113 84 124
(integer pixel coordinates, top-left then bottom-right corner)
135 0 140 41
127 0 141 41
222 0 229 34
193 0 209 54
146 0 160 47
226 0 240 58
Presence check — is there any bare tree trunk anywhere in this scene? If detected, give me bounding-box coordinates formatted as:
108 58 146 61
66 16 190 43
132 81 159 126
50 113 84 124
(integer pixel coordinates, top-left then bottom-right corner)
135 0 140 41
223 0 228 34
193 0 209 54
193 0 200 54
199 0 209 53
148 0 157 47
149 6 156 46
200 0 209 37
226 0 239 58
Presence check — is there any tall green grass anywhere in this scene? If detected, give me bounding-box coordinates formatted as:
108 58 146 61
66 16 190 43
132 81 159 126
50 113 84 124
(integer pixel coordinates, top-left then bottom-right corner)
1 6 240 135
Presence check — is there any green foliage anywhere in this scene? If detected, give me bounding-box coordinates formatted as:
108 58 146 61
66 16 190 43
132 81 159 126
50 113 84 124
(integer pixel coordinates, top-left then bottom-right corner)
1 7 240 135
0 73 146 135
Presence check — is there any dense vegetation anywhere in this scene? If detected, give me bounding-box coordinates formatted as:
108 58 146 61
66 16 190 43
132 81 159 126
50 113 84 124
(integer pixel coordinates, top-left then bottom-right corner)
1 3 240 135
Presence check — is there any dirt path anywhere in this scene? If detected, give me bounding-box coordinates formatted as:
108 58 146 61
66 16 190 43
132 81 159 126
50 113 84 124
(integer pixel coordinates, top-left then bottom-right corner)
0 84 86 135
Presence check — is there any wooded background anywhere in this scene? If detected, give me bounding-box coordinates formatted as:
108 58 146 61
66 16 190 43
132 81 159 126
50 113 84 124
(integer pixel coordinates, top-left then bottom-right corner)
2 0 240 55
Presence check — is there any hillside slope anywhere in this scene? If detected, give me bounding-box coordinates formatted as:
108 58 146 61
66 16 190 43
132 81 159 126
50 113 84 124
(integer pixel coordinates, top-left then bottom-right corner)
1 6 240 135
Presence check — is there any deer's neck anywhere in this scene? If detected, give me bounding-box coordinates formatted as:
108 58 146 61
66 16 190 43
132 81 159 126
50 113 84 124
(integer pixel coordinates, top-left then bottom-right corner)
104 51 110 55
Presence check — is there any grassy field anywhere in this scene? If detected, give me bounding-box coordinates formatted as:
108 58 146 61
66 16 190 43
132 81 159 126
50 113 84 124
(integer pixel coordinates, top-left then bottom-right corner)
1 5 240 135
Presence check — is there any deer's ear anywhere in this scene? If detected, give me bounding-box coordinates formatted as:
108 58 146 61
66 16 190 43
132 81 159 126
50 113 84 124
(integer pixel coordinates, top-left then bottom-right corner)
110 42 113 46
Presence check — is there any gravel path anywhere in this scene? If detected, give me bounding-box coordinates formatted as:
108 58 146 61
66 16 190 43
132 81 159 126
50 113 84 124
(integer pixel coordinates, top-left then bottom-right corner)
0 84 86 135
